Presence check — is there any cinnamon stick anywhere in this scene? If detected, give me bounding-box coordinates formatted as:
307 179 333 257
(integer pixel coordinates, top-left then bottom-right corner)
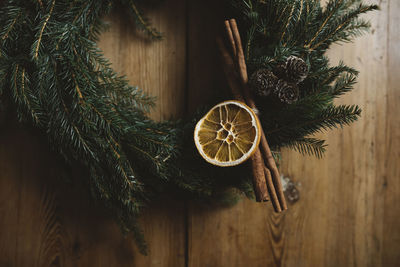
264 166 282 212
216 38 244 102
260 133 287 210
224 20 237 59
243 92 287 210
252 150 270 202
217 38 269 202
228 19 248 83
226 19 287 211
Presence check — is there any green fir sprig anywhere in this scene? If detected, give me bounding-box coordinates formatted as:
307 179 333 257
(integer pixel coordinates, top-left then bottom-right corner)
231 0 377 156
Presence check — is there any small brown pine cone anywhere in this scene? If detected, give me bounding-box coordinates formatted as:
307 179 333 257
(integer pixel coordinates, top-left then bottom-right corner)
249 69 278 97
274 80 299 104
285 55 309 84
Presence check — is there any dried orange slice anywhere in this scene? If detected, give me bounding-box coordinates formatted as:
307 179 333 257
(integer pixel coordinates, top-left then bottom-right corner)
194 100 261 167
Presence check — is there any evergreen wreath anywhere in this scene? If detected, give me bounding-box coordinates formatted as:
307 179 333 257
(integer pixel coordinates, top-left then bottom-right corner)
0 0 378 254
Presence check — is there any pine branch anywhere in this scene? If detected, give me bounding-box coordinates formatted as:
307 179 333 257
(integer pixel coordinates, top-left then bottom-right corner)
308 4 378 50
120 0 162 40
282 137 327 158
0 8 21 41
308 61 358 85
32 0 56 60
263 104 361 146
305 0 345 49
330 73 357 97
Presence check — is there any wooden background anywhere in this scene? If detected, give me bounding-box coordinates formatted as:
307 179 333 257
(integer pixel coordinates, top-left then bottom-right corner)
0 0 399 266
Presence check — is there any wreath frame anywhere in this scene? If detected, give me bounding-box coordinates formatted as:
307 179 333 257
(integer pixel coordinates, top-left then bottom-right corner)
0 0 377 254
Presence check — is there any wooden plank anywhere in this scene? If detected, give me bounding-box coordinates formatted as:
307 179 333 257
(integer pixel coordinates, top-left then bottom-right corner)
0 127 64 267
98 0 187 264
0 126 154 267
1 0 400 266
187 1 279 266
0 0 187 266
280 0 395 266
188 1 400 266
99 0 187 121
186 0 225 111
383 0 400 265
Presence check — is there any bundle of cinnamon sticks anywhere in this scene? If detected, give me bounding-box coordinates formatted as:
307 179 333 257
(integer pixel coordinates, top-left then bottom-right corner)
218 19 287 212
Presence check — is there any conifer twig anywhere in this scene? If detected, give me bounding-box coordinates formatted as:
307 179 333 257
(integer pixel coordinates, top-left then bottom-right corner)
1 11 21 41
129 0 162 39
34 0 56 59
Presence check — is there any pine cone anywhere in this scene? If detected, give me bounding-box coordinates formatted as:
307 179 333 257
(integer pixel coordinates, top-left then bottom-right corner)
249 69 278 97
274 80 299 104
285 55 308 84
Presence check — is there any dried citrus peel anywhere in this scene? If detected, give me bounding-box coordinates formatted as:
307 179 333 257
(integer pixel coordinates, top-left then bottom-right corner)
194 100 261 167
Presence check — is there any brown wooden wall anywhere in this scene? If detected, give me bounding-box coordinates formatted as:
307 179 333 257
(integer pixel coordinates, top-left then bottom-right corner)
1 0 399 266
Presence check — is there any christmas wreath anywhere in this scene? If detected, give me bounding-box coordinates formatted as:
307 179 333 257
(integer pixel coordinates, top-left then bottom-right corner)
0 0 377 254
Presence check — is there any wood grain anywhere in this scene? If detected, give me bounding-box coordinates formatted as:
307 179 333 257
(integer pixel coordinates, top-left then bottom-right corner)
383 0 400 264
99 0 187 121
0 0 187 266
0 128 66 267
187 0 400 266
278 1 399 266
98 0 187 265
186 1 280 266
0 0 399 266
